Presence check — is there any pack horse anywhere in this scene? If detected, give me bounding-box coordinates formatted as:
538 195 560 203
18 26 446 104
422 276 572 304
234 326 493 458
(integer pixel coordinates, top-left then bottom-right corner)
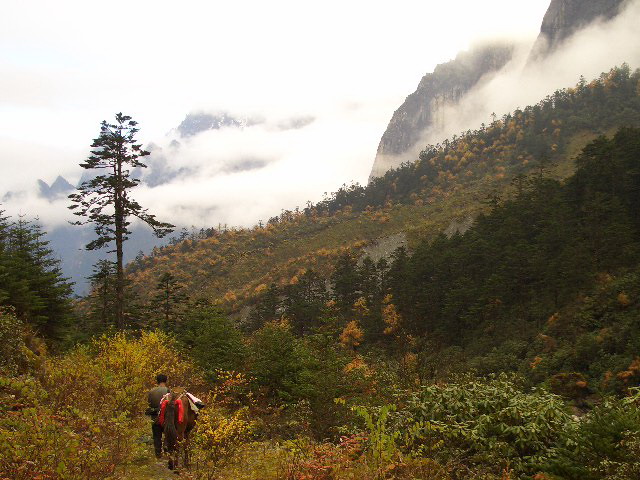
160 390 199 470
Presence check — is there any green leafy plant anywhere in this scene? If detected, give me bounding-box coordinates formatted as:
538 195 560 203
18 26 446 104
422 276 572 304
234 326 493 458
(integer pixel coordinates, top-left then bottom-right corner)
404 374 571 475
352 404 401 471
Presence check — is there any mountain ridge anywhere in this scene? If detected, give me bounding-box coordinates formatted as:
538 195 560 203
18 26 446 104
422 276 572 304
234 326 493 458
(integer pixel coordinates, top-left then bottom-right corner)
37 175 74 201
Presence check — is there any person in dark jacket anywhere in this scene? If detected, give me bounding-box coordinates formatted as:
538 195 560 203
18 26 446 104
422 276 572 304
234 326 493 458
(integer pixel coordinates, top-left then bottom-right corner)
147 374 170 458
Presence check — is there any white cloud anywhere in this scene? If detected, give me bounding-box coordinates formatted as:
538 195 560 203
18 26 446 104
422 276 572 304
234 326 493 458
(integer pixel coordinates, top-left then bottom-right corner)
135 103 387 227
0 0 551 228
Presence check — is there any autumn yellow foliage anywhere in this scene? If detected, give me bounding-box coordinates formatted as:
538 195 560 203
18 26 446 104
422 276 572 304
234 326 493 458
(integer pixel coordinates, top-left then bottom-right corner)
254 283 268 294
42 330 202 418
192 406 255 465
343 355 370 376
353 297 369 318
340 321 364 349
224 291 238 303
382 295 401 335
618 357 640 383
547 313 560 328
618 292 631 307
1 329 204 479
530 356 543 370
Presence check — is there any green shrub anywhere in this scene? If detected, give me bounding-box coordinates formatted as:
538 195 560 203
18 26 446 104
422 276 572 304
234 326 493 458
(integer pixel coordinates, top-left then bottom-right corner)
180 306 246 378
403 374 570 475
248 320 313 403
468 340 528 375
544 390 640 479
352 404 401 471
0 309 25 375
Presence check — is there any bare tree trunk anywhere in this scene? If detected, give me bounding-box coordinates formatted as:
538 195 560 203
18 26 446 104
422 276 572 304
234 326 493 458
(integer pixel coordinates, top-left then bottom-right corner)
115 226 124 329
102 282 109 328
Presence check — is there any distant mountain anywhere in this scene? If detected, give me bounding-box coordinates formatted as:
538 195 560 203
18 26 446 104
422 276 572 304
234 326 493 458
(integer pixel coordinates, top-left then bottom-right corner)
369 0 629 180
176 112 262 138
141 143 192 188
38 175 74 200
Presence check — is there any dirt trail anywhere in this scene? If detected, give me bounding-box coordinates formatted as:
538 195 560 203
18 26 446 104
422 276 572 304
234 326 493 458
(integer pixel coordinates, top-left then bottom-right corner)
115 457 177 479
112 430 177 479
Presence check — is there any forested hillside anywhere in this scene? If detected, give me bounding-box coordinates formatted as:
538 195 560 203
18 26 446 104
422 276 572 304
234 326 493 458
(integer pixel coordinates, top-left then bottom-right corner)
240 124 640 390
120 65 640 322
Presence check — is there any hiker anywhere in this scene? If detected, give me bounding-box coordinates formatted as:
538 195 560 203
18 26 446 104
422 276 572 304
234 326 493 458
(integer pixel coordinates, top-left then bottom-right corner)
147 374 170 458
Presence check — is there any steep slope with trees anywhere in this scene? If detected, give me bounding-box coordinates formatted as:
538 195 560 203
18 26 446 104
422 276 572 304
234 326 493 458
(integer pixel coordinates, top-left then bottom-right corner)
121 65 640 325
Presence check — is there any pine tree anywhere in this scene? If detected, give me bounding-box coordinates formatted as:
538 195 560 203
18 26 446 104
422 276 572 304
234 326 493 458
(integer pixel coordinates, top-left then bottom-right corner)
86 259 117 328
331 252 361 317
69 113 174 328
358 257 379 304
282 269 326 335
0 210 10 304
356 257 387 338
1 216 72 338
150 271 188 331
180 306 246 377
248 283 280 331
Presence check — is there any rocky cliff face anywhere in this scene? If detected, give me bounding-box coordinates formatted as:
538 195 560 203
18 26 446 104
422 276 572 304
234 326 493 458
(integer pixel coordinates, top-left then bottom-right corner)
529 0 627 60
369 0 628 180
369 43 514 180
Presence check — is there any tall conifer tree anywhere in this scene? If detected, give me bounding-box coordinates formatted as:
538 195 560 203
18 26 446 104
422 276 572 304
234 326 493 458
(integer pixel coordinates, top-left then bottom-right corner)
69 113 174 328
150 271 188 331
0 210 10 304
87 259 117 328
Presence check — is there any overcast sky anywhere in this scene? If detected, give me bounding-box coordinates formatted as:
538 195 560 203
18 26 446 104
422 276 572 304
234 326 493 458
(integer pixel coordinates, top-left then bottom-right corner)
1 0 554 229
